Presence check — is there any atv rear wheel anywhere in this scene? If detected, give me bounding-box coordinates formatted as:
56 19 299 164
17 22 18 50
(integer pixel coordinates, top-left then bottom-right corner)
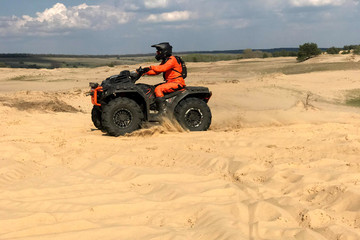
101 97 144 136
174 98 211 131
91 106 103 130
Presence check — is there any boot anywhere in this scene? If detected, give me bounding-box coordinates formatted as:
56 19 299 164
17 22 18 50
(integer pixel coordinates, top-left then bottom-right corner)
155 97 167 114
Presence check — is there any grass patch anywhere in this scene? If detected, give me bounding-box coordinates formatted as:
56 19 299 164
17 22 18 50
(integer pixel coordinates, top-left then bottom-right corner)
345 89 360 107
181 54 243 62
280 62 360 75
46 78 74 82
0 62 9 67
8 75 43 81
7 76 76 82
346 98 360 107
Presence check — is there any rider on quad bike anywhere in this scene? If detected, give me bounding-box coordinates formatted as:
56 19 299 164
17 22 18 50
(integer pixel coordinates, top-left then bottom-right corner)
88 43 212 136
138 42 186 114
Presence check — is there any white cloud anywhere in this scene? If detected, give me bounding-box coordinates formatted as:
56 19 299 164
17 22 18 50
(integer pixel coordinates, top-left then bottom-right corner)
144 0 169 9
290 0 346 7
0 3 131 36
143 11 191 22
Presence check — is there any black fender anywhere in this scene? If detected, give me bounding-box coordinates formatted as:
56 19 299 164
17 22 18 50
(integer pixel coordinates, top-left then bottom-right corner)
167 87 212 114
101 88 151 121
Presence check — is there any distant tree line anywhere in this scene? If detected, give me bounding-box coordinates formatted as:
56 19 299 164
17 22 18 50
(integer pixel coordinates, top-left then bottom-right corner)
295 43 360 62
1 44 359 67
0 53 127 58
325 45 360 55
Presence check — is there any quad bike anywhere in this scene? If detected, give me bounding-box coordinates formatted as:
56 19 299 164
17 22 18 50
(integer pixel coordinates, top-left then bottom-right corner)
88 68 212 136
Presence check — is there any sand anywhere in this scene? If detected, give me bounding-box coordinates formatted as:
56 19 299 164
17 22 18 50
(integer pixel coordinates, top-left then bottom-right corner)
0 55 360 239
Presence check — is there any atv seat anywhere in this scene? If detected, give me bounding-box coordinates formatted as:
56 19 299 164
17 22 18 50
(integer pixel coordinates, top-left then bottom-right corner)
163 88 185 99
183 86 208 92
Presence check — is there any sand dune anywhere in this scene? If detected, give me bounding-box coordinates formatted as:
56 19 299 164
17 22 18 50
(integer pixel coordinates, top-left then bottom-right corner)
1 56 360 239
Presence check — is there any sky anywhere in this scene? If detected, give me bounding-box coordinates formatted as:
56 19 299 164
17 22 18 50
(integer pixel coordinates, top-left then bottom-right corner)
0 0 359 54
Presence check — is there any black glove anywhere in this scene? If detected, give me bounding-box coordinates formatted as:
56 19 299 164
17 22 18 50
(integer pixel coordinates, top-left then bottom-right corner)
136 67 150 75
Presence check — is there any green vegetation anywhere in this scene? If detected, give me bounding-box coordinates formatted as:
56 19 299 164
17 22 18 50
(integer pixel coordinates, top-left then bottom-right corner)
181 49 299 62
272 50 297 57
0 54 153 69
242 49 264 58
9 75 28 81
0 43 359 68
280 62 360 75
0 62 9 67
297 43 322 62
353 46 360 55
181 54 243 62
326 47 341 54
341 44 360 55
345 89 360 107
344 45 360 51
0 49 303 68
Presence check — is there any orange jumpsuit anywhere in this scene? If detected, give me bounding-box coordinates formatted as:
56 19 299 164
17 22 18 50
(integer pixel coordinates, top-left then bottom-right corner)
146 56 185 98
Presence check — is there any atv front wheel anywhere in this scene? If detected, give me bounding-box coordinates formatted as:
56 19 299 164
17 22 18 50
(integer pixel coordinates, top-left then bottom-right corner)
174 98 211 131
91 106 103 130
101 98 144 136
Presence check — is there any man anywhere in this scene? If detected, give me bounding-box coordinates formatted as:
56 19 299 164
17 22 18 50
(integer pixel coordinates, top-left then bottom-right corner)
138 42 185 113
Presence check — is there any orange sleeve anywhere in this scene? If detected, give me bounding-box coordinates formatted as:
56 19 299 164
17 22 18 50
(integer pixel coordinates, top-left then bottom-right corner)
146 69 159 75
149 57 176 73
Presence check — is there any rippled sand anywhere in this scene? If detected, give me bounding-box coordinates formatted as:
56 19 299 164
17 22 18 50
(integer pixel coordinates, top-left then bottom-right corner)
1 55 360 240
